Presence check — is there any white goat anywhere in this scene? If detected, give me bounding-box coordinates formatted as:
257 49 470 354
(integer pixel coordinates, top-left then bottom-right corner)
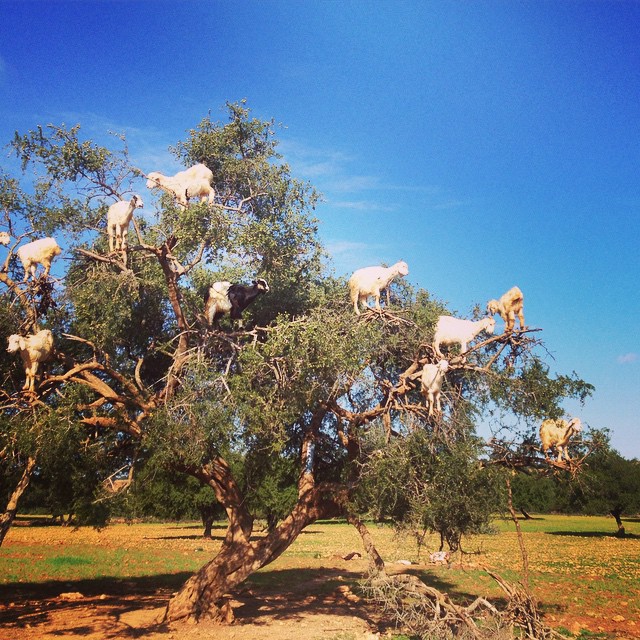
204 281 233 324
539 417 582 462
487 286 525 333
421 359 449 417
16 237 61 281
6 329 54 391
0 232 10 246
433 315 496 359
107 194 144 252
349 260 409 315
146 163 215 208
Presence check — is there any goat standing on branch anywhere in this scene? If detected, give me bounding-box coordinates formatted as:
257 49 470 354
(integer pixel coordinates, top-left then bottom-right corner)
146 163 215 209
487 286 525 333
420 359 449 417
349 261 409 315
6 329 54 392
16 238 61 281
433 315 495 360
539 417 582 462
107 194 143 252
204 278 270 328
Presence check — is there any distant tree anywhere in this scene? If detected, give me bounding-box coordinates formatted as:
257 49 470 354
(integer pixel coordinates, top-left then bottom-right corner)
568 445 640 535
357 427 506 554
510 473 559 514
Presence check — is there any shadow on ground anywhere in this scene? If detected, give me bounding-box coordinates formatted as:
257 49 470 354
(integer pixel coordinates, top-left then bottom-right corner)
0 563 493 638
546 531 640 539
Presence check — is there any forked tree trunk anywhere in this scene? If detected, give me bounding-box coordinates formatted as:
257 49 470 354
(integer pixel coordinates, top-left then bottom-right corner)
0 456 36 547
164 478 344 623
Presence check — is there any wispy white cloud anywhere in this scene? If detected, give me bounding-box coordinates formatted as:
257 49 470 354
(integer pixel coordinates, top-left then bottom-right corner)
325 240 369 255
280 137 466 219
279 139 389 194
324 238 394 276
617 353 638 364
330 199 395 212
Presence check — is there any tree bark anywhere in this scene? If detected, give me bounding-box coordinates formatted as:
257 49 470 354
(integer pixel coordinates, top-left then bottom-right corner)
610 506 626 537
164 480 345 622
347 514 386 576
506 476 530 592
199 503 218 539
0 456 36 547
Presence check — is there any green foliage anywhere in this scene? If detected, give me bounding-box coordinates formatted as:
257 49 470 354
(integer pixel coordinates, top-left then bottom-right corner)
171 101 325 320
356 427 506 552
122 465 219 523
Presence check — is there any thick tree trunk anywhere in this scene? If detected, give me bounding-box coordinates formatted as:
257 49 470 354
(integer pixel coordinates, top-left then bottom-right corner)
164 480 344 623
0 456 36 547
163 535 254 622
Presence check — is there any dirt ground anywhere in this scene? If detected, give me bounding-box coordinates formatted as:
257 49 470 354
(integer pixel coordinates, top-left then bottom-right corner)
0 563 381 640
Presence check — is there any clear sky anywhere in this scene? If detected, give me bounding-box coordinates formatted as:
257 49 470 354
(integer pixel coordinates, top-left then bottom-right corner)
0 1 638 457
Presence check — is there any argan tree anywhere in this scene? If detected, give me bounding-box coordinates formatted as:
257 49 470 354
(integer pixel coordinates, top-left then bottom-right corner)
0 101 596 624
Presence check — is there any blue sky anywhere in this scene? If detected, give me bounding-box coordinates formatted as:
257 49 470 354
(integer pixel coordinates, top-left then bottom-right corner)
0 1 638 457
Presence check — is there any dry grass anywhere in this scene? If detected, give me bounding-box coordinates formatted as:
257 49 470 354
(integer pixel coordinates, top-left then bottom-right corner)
0 514 638 639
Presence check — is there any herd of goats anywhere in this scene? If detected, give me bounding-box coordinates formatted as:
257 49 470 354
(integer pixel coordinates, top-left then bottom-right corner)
1 163 582 464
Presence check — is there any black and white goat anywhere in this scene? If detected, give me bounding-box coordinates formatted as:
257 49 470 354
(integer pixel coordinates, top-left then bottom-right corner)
204 278 270 327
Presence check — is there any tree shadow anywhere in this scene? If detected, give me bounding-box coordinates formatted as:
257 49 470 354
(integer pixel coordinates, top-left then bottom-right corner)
146 533 226 541
0 565 493 637
0 572 190 635
547 530 640 539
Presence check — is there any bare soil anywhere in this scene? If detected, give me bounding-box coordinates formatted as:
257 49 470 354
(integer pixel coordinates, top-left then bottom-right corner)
0 563 381 640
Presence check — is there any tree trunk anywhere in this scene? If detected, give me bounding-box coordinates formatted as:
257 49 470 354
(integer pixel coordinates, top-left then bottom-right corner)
199 503 217 539
0 456 36 547
506 477 530 592
347 514 385 576
610 506 626 537
164 480 344 623
520 508 532 520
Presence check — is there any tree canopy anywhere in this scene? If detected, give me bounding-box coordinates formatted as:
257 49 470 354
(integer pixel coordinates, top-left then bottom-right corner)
0 101 599 623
